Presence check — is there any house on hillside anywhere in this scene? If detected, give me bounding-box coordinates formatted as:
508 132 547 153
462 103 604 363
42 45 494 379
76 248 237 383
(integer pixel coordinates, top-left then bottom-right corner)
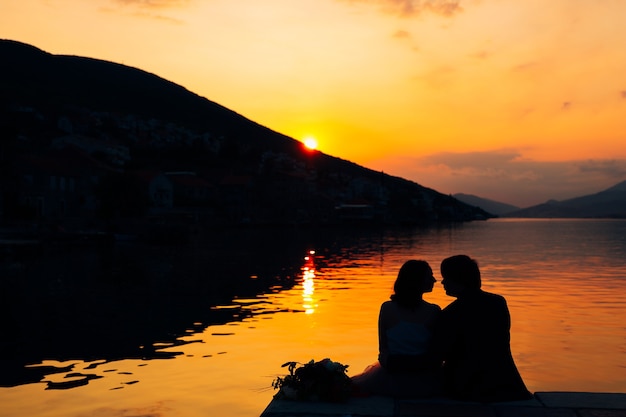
12 146 115 223
253 170 326 225
52 134 130 166
165 172 215 206
131 171 174 210
334 200 377 223
218 175 254 223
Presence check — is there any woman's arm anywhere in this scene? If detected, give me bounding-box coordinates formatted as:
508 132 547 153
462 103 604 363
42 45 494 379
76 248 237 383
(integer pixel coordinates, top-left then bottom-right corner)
377 303 390 367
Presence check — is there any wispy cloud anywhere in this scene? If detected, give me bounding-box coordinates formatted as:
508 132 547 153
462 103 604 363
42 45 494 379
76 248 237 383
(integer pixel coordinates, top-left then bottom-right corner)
340 0 464 17
413 64 456 87
103 0 189 23
469 50 489 60
392 29 412 39
576 159 626 178
369 150 626 207
391 29 420 51
511 61 540 74
112 0 191 8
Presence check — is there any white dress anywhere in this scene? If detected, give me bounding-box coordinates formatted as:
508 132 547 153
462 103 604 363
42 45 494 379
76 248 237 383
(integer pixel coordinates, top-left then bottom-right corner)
351 301 443 398
386 321 431 355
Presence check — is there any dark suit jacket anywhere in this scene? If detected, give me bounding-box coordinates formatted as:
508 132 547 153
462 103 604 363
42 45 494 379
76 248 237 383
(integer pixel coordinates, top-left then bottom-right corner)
434 289 532 402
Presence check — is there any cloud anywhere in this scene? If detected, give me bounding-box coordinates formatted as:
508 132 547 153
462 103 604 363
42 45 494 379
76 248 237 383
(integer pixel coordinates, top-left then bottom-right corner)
576 160 626 178
369 150 626 207
469 50 489 60
413 64 456 87
339 0 464 17
112 0 190 8
422 150 522 167
511 61 541 74
103 0 189 23
391 29 420 51
392 29 412 39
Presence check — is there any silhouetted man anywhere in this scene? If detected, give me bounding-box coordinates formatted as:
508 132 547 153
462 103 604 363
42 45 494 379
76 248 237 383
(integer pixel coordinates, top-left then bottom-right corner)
435 255 532 402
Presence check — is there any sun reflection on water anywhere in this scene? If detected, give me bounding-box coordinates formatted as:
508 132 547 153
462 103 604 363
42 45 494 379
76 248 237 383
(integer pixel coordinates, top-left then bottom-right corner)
2 220 626 417
301 250 317 314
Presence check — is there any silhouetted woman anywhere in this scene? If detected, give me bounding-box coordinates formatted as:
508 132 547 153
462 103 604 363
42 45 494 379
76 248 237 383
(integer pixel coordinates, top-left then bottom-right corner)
351 260 443 398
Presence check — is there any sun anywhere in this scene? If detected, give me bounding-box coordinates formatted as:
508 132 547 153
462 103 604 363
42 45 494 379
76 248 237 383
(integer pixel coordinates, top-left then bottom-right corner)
303 136 318 150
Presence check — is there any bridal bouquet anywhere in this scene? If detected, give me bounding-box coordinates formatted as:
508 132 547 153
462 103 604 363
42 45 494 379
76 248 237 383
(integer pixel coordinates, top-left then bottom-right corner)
272 358 352 402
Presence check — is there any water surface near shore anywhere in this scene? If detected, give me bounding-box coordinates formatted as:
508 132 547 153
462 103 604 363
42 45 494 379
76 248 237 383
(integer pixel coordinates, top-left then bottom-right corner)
1 219 625 417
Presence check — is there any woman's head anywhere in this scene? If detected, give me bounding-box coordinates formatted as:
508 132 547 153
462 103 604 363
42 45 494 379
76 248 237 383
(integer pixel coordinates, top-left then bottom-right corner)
440 254 481 296
391 260 435 308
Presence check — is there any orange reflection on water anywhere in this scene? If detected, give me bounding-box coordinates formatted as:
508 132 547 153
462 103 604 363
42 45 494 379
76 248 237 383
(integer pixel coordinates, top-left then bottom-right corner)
477 264 626 393
301 250 317 314
2 220 625 417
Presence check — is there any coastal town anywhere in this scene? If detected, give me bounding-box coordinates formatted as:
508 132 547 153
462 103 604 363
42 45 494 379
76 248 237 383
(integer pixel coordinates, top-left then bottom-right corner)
1 102 490 244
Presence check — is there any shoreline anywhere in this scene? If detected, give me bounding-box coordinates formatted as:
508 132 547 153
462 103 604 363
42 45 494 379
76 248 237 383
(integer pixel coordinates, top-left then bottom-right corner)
261 391 626 417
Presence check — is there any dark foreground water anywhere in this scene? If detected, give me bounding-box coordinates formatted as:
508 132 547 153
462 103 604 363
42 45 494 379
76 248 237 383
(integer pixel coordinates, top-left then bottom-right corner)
1 218 625 417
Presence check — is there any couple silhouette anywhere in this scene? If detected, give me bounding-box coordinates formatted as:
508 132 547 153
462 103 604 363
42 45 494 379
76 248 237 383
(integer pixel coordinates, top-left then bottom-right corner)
351 255 532 402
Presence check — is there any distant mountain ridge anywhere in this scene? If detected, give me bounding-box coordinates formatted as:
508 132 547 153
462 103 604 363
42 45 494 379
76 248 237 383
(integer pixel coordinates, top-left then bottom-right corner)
502 180 626 218
0 39 491 226
453 194 520 216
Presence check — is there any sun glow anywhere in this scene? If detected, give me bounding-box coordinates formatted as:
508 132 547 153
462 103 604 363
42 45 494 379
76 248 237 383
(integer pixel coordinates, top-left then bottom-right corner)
303 136 318 150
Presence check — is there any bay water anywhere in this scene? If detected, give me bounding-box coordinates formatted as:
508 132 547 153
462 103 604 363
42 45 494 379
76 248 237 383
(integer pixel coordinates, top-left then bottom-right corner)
1 218 625 416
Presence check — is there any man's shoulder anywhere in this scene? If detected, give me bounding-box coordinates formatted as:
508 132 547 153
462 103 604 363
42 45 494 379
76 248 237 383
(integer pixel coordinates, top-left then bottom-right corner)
441 298 460 313
479 290 507 304
442 290 505 311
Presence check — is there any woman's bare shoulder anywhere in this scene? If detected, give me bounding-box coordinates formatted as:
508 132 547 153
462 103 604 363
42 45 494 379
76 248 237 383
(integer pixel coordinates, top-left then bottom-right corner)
379 300 400 318
380 300 396 312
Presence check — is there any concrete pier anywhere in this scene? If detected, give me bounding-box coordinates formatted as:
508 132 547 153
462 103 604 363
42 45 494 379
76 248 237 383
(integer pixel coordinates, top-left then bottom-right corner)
261 392 626 417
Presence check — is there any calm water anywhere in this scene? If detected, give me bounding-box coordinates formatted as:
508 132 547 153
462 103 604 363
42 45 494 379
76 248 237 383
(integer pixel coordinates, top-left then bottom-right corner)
1 218 626 417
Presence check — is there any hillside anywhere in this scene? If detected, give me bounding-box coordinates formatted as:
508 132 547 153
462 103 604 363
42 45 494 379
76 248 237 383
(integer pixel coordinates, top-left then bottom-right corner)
0 39 492 228
453 193 520 216
0 39 299 151
502 181 626 218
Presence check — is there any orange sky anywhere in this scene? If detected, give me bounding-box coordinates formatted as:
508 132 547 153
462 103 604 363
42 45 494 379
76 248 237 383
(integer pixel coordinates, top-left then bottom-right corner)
2 0 626 207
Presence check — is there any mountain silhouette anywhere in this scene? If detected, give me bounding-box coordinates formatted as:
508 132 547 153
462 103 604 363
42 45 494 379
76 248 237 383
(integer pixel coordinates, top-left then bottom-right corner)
0 39 491 226
0 39 299 151
453 193 520 216
502 180 626 218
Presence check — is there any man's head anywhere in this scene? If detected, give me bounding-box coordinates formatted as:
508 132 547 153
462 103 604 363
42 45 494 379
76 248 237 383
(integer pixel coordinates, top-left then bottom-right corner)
440 254 481 297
